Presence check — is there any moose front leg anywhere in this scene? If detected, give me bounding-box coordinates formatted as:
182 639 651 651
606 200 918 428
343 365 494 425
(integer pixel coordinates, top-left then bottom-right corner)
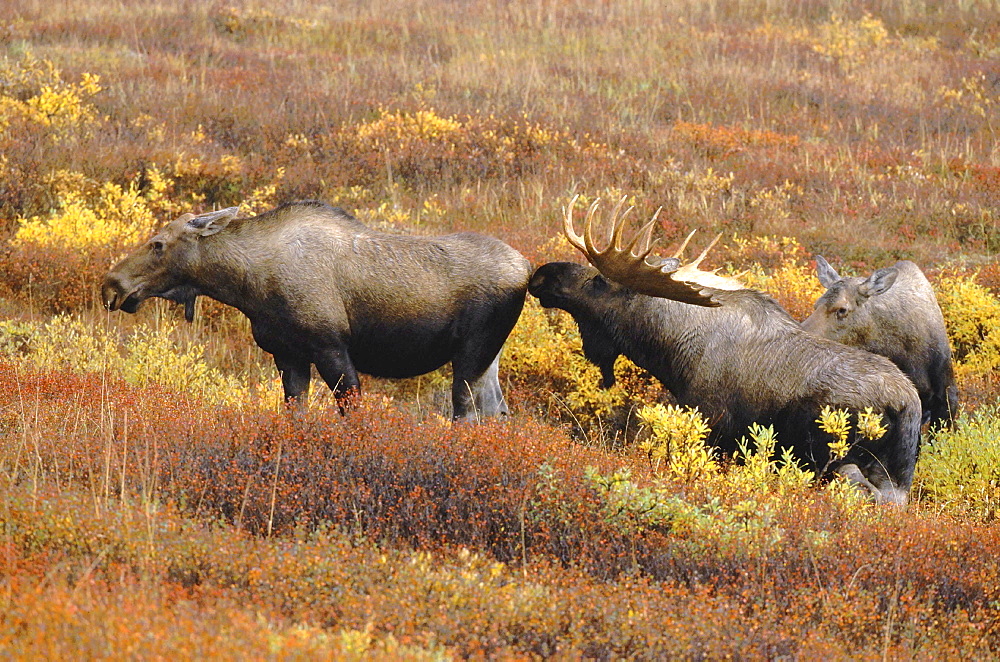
314 344 362 413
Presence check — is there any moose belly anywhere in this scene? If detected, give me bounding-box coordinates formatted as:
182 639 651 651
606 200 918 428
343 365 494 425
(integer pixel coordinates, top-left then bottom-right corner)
348 325 455 379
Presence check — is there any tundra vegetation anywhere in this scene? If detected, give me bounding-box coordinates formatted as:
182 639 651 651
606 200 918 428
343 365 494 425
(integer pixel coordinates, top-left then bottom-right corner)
2 0 1000 657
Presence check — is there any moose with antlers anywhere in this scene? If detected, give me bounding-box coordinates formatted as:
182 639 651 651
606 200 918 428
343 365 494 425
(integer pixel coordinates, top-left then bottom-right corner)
528 195 921 505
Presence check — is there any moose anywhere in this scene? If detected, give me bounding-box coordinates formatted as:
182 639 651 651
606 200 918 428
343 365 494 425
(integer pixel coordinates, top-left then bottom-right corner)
802 255 958 430
102 200 531 421
529 196 922 505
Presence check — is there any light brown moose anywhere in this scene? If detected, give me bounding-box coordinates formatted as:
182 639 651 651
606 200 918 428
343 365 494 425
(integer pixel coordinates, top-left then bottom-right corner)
102 200 531 421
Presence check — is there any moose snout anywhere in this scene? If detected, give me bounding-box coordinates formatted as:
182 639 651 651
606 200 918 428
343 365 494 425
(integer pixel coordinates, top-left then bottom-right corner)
101 273 129 311
527 271 549 297
528 262 584 306
528 262 572 295
527 268 558 305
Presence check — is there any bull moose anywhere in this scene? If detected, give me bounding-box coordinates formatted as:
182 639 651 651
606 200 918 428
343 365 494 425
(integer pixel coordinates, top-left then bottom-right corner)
528 196 921 505
802 255 958 430
102 200 531 421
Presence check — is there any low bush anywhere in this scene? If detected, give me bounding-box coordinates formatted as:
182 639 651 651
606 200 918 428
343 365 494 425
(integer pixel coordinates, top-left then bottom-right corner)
2 361 1000 657
917 403 1000 519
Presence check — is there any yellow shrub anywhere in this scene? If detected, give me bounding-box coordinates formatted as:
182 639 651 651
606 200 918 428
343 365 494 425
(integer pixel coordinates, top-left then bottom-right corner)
121 323 247 407
1 316 114 375
0 52 103 141
636 404 716 481
627 408 858 506
355 107 463 146
23 73 102 127
356 201 416 228
11 166 285 255
817 405 851 460
654 159 737 217
938 74 999 137
934 271 1000 382
241 166 286 215
12 167 180 255
748 180 805 232
504 300 657 434
816 405 887 466
0 316 254 408
337 106 608 188
809 13 889 74
729 424 817 498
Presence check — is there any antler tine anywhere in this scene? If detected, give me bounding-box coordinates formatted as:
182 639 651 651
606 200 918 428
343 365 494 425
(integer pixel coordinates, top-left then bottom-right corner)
672 231 741 294
672 229 698 259
689 233 723 269
559 194 742 305
607 196 632 253
624 207 662 260
562 195 587 252
582 198 606 258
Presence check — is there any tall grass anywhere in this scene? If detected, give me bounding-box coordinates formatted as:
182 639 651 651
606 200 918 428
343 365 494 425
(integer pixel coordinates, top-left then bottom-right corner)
1 0 998 260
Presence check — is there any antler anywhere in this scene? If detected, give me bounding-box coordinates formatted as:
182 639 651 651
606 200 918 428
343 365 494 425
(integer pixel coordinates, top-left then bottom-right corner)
562 195 743 306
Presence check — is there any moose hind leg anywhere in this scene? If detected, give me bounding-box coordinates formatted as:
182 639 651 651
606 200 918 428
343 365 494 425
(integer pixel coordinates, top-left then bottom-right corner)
452 352 508 422
451 292 523 422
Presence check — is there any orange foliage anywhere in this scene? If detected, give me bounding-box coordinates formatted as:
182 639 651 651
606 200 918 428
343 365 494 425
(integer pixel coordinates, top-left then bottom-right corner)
671 121 801 159
2 361 1000 657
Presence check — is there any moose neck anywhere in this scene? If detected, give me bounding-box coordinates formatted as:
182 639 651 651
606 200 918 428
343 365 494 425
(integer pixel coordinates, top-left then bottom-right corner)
592 288 794 402
185 230 281 320
612 295 710 398
560 291 706 400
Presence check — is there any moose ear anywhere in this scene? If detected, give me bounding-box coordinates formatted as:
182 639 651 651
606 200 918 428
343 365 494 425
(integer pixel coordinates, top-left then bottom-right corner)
814 255 841 287
858 266 898 299
186 206 240 236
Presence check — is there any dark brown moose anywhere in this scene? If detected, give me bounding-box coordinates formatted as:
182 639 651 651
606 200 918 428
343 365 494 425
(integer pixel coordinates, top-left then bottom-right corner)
528 196 921 505
802 255 958 430
102 200 531 421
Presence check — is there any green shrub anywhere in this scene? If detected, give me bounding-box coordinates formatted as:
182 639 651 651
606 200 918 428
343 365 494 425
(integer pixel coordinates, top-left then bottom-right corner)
917 404 1000 519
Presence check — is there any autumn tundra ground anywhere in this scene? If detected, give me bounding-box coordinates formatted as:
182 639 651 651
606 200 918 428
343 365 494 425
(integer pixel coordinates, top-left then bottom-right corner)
1 1 1000 657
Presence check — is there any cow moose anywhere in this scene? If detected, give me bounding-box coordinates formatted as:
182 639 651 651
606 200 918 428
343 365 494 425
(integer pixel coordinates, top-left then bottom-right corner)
528 196 922 505
802 255 958 430
102 200 531 421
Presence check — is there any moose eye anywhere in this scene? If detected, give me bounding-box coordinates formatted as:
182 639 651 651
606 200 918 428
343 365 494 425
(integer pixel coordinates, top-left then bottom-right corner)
151 240 164 254
834 307 849 320
588 274 609 293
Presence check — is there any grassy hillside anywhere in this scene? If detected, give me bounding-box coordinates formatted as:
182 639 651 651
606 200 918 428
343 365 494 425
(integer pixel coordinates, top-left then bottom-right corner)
1 0 1000 657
